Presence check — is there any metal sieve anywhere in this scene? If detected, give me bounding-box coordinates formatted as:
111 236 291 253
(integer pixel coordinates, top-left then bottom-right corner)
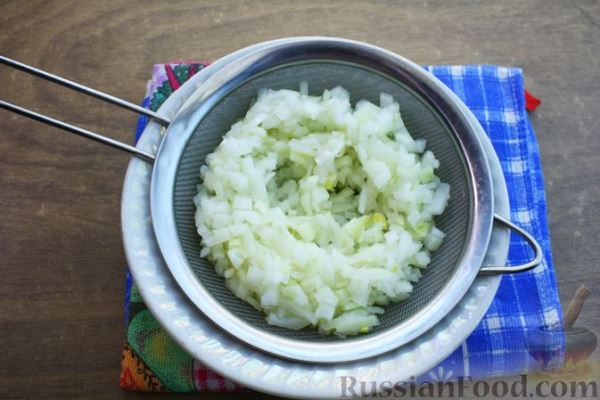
0 37 542 364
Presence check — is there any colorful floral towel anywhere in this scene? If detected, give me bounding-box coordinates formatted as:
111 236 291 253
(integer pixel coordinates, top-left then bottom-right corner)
120 63 564 392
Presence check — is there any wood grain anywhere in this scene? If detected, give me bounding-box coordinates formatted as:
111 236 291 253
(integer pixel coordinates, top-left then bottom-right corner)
0 0 598 398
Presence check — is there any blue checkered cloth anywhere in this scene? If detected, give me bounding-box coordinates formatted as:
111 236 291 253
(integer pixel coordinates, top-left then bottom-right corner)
418 65 564 380
126 64 565 386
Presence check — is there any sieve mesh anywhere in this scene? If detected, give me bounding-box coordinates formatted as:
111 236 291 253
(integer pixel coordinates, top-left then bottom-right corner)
173 62 471 343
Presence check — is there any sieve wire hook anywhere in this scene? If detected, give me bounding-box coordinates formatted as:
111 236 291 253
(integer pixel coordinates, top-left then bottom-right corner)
479 214 543 275
0 55 168 163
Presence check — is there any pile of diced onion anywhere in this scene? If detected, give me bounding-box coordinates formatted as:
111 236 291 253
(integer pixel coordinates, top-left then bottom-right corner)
194 85 449 336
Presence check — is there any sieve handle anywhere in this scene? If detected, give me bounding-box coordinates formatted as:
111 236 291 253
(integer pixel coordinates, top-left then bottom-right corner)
479 214 543 275
0 55 169 162
0 100 156 162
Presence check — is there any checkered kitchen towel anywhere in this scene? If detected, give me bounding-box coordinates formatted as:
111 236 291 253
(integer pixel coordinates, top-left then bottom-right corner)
119 63 564 392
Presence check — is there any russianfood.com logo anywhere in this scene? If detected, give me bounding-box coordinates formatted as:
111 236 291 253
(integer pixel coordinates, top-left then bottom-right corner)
340 374 599 398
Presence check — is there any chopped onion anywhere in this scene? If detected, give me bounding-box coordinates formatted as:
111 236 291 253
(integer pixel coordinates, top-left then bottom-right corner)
194 85 450 336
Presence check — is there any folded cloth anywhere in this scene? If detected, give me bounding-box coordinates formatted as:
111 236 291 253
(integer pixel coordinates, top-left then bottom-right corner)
120 63 564 392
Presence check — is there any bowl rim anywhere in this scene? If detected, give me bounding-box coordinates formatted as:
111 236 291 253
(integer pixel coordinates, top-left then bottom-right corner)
121 37 509 397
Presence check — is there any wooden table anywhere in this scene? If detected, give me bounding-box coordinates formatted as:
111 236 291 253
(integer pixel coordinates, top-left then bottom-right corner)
1 1 598 398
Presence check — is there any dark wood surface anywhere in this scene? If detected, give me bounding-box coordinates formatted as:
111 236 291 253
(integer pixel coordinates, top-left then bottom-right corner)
0 1 598 398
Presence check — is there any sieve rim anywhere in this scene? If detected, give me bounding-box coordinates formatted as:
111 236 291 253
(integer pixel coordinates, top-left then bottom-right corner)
150 37 494 363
